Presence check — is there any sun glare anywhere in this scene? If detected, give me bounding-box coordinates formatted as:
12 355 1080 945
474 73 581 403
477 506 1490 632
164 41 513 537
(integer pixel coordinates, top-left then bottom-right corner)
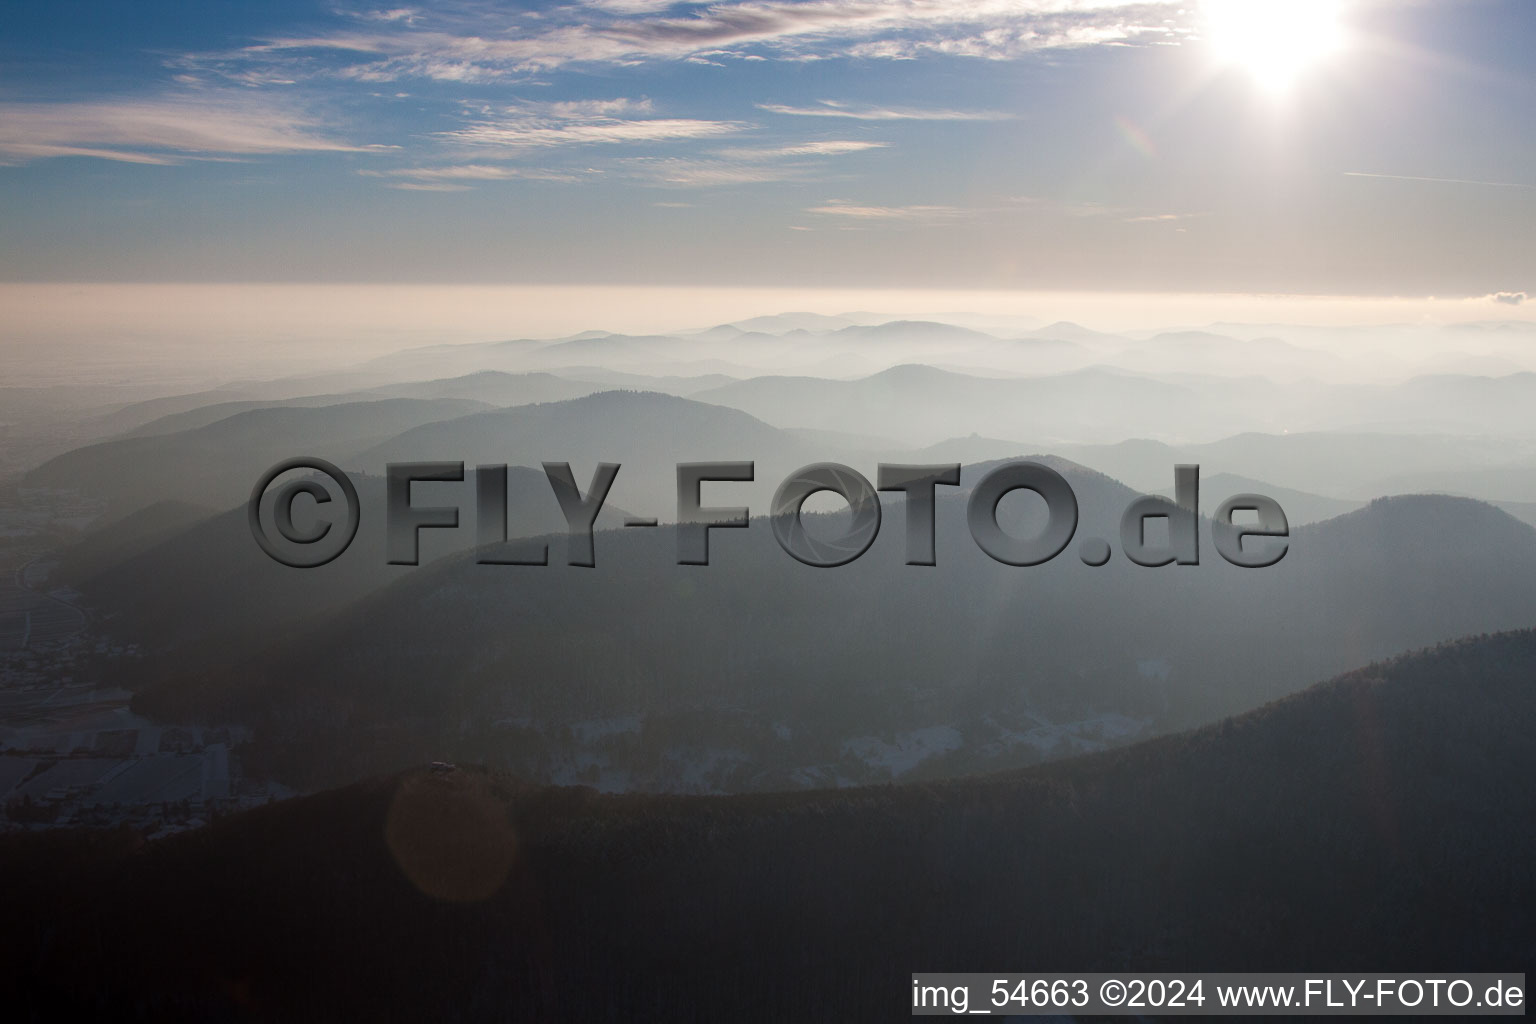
1203 0 1346 93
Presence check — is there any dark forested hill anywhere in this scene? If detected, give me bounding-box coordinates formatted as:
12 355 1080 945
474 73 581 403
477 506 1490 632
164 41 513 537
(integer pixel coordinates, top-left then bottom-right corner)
128 479 1536 792
351 389 824 519
3 630 1533 1021
25 398 495 517
63 468 632 663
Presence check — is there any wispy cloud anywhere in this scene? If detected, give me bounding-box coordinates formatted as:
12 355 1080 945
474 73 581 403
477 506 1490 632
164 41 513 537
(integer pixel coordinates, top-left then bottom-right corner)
186 1 1190 82
359 163 589 186
537 98 658 118
350 94 881 189
385 181 472 191
362 164 525 181
1009 195 1205 223
806 199 969 220
1344 171 1536 190
627 136 886 187
714 139 888 158
581 0 701 13
0 94 376 165
442 99 747 149
757 100 1014 121
1123 211 1207 223
627 157 801 186
351 8 422 25
448 117 745 148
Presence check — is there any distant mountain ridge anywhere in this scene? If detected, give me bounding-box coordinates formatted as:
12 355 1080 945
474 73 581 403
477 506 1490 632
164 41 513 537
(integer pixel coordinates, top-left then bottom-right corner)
25 397 497 517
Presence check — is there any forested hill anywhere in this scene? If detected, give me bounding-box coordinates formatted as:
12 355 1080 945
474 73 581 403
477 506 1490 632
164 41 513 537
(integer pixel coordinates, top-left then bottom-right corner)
4 629 1534 1021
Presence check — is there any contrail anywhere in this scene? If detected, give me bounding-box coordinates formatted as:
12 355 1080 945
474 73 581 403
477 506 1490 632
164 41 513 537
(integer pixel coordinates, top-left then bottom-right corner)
1343 171 1535 189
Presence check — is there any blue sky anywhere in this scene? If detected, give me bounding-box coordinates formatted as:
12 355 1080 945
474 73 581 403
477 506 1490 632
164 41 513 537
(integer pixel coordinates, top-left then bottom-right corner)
0 0 1532 295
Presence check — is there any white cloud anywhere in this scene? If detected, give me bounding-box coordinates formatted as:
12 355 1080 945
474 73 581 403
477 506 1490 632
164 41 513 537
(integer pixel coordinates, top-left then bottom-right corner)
626 135 887 187
541 97 656 118
1123 211 1207 223
757 101 1014 121
363 164 518 180
1344 171 1536 190
189 1 1191 81
444 115 746 149
433 100 743 151
714 139 888 158
806 199 968 220
0 94 374 165
843 17 1149 60
0 144 180 166
626 157 800 186
358 97 880 188
359 163 587 184
582 0 706 12
1009 195 1206 222
354 8 420 24
1490 291 1528 306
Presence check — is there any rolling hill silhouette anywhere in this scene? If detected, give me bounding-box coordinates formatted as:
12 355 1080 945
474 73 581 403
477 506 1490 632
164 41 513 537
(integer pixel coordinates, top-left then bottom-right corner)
693 364 1208 445
5 629 1532 1020
352 390 824 520
25 398 496 517
116 372 603 440
121 464 1536 793
61 468 633 666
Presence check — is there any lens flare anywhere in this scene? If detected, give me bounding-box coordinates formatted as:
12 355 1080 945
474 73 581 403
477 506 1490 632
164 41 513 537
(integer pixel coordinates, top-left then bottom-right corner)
1202 0 1346 93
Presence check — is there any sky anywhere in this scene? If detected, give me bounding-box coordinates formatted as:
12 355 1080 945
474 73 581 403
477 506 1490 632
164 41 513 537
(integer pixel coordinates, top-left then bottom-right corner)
0 0 1532 297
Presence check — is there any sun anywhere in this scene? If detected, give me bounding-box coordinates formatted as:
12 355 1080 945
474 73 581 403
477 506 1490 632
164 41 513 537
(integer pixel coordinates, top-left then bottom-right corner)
1202 0 1346 94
